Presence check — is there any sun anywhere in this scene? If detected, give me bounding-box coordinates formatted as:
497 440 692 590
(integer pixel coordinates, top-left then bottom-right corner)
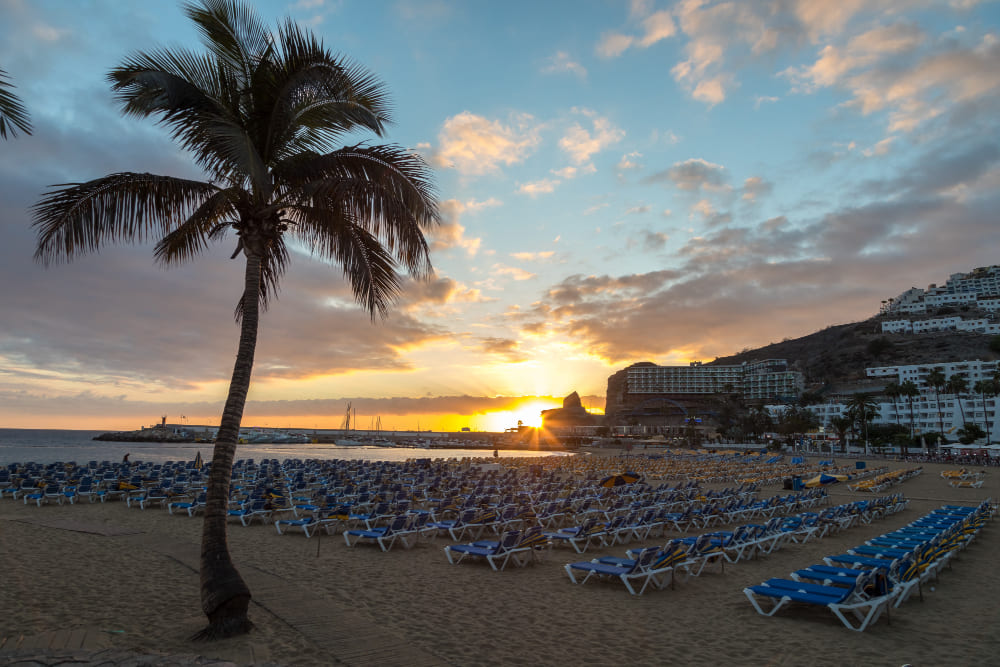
481 400 561 431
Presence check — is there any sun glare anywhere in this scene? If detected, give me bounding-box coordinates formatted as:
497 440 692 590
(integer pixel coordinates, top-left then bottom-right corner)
480 400 560 431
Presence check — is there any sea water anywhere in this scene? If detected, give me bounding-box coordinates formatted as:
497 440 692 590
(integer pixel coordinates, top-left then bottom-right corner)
0 428 569 466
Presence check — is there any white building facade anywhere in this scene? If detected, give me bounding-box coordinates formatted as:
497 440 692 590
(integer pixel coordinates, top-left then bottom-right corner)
884 266 1000 316
770 359 1000 444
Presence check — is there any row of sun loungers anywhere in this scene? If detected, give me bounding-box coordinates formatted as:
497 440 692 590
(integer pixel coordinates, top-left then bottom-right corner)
744 499 993 631
941 468 987 488
848 466 922 493
557 495 910 595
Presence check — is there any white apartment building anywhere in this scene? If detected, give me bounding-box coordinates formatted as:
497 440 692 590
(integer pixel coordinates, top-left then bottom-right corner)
924 291 978 307
626 359 803 402
947 267 1000 296
881 320 911 333
773 359 1000 444
884 266 1000 315
977 297 1000 312
880 316 1000 335
768 392 999 443
865 359 1000 385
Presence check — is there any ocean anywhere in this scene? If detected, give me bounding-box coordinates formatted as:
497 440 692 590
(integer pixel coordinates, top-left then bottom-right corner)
0 428 568 466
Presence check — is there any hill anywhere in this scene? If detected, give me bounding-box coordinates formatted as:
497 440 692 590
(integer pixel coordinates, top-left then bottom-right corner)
708 315 999 392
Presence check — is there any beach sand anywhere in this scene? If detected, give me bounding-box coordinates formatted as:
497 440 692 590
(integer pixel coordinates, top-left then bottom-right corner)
1 453 997 666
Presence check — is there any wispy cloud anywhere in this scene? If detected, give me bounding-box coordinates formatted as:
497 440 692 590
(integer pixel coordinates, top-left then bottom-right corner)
559 109 625 164
518 178 560 197
541 51 587 78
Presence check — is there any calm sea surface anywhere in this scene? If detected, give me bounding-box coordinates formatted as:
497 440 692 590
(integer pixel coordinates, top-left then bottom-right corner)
0 428 569 466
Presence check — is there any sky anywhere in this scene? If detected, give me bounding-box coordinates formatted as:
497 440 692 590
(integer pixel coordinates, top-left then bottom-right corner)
1 0 1000 433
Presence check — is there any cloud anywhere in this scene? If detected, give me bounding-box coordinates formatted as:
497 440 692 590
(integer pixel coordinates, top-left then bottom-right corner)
754 95 779 108
0 389 610 429
32 22 69 42
781 22 1000 136
492 264 537 281
791 0 878 43
464 197 503 212
781 23 925 93
542 51 587 78
518 178 560 197
552 166 577 179
645 157 728 192
625 230 669 252
479 337 527 361
639 10 678 47
511 251 556 261
584 203 609 215
397 276 493 313
596 7 676 58
691 199 732 226
513 135 1000 364
559 110 625 164
617 151 643 171
863 137 894 157
597 32 634 58
625 205 651 215
433 111 540 175
742 176 773 202
428 200 483 255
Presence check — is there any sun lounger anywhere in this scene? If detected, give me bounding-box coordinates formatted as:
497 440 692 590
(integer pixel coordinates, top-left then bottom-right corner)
745 569 894 632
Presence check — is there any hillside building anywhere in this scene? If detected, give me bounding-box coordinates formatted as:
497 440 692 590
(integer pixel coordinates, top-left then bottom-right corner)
883 266 1000 315
880 317 1000 335
771 358 1000 444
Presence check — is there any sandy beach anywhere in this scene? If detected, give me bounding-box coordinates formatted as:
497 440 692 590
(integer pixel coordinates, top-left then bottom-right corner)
1 451 997 666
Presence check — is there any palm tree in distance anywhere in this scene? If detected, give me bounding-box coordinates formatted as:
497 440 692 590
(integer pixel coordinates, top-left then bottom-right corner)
898 379 920 450
973 378 997 445
0 66 32 139
883 381 902 428
32 0 438 639
829 415 852 454
899 380 920 454
846 393 879 454
946 375 969 430
924 367 947 441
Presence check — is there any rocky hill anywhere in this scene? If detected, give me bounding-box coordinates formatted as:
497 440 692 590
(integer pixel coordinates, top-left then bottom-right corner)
709 314 999 392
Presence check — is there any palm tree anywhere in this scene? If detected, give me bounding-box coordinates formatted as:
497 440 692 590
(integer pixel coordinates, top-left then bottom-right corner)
32 0 438 639
899 379 920 443
883 381 902 428
924 367 947 440
0 66 32 139
973 378 997 445
829 415 852 454
846 393 879 454
946 375 969 429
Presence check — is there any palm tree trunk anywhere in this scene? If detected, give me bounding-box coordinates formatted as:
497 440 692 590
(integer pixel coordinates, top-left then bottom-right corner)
935 390 944 438
984 391 992 445
196 253 260 640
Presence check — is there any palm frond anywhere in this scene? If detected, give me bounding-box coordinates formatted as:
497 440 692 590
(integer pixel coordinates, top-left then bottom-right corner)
286 204 403 319
32 173 218 265
183 0 271 87
154 188 239 265
110 49 270 194
277 145 438 275
0 67 32 139
256 23 391 163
